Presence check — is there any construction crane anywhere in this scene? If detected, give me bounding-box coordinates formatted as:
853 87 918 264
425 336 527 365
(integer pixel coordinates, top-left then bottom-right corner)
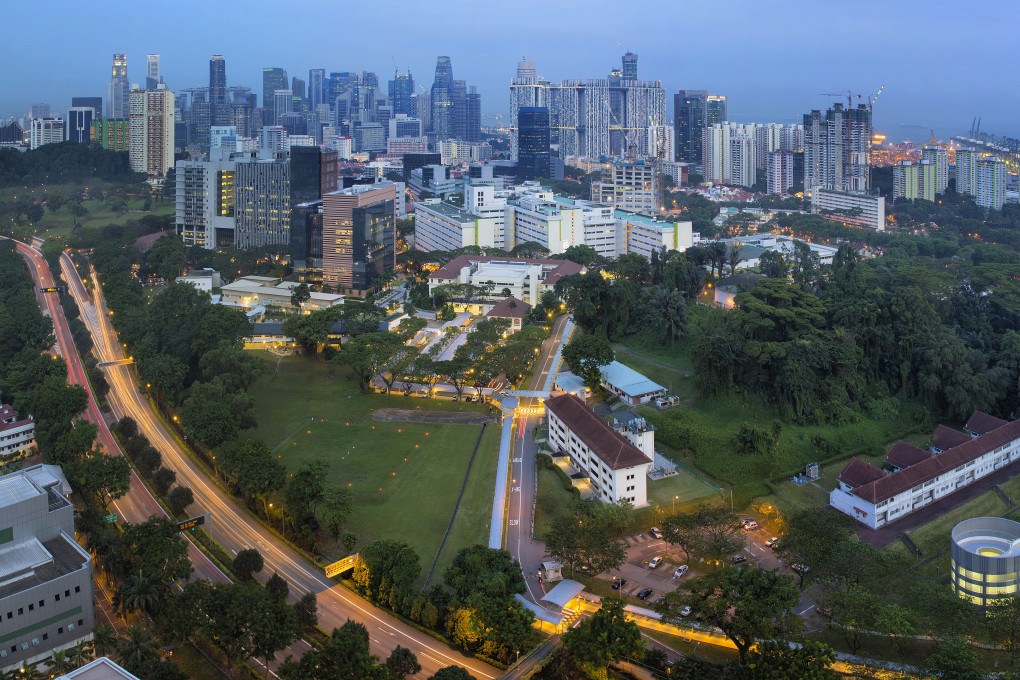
867 85 885 114
819 91 857 108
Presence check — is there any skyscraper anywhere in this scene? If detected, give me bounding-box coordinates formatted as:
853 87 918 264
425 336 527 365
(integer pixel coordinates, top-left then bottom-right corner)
291 77 306 99
956 148 979 196
510 60 545 160
767 150 795 195
802 103 872 196
129 87 175 177
107 53 129 118
146 54 161 90
706 95 728 126
976 157 1006 211
464 86 481 142
308 69 325 111
29 118 64 149
72 97 103 117
209 55 228 126
674 90 707 164
430 56 454 140
262 67 288 127
451 79 468 140
273 90 293 125
517 107 551 180
622 52 638 80
66 107 95 144
920 145 949 195
322 184 397 291
388 69 414 116
234 152 291 249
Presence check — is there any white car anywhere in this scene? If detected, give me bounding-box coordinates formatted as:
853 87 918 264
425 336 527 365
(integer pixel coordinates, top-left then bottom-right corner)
648 556 663 569
650 527 663 540
742 519 759 531
673 564 689 579
765 537 779 548
679 605 692 617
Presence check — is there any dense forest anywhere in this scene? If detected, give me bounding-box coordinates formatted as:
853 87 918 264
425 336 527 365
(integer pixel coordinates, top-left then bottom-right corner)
0 142 144 187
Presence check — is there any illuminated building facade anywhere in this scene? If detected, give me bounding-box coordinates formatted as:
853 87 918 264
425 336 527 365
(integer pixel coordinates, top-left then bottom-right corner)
952 517 1020 612
322 183 396 291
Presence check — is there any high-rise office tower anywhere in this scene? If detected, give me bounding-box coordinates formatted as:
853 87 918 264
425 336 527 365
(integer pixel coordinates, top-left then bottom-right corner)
291 77 306 99
209 55 228 126
674 90 707 164
388 69 414 116
802 102 872 196
273 90 293 125
308 69 325 111
234 151 291 249
430 56 454 140
175 147 239 248
322 183 397 291
146 54 161 90
976 157 1006 211
510 60 545 160
72 97 103 117
129 86 175 177
622 52 638 80
262 67 288 127
706 95 728 126
66 107 95 144
517 107 551 180
29 103 51 119
920 145 949 195
107 53 129 118
451 79 468 140
464 86 481 142
956 148 979 196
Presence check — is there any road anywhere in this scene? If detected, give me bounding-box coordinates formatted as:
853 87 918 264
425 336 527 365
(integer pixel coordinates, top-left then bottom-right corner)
11 239 226 584
59 253 495 679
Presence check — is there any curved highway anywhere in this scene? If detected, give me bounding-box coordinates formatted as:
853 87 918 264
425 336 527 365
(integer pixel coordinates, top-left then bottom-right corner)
59 252 495 679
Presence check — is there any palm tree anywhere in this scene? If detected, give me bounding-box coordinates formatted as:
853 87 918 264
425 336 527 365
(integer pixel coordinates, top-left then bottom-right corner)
69 639 94 666
48 649 76 675
116 570 162 616
12 663 45 680
91 623 117 657
117 624 159 675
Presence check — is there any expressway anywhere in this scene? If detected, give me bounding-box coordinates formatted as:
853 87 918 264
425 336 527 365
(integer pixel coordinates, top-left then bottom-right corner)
59 252 496 679
10 239 226 583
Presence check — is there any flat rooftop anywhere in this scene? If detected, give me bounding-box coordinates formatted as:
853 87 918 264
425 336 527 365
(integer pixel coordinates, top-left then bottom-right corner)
0 535 89 599
416 201 474 221
0 474 41 508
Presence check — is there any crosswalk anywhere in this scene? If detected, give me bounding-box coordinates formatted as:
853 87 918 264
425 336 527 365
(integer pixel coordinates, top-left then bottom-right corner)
510 390 548 398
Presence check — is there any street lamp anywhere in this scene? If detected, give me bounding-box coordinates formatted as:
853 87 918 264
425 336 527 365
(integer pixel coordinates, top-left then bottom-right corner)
673 495 679 513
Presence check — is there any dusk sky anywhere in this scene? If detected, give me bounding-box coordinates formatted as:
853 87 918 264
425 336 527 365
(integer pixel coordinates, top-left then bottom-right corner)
6 0 1018 141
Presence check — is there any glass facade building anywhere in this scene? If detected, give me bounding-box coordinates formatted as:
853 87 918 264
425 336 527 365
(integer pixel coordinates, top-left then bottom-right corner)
517 107 551 180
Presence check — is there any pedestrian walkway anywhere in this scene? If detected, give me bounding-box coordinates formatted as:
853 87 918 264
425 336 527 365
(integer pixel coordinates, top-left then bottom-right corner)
510 390 548 399
542 316 575 394
489 415 515 549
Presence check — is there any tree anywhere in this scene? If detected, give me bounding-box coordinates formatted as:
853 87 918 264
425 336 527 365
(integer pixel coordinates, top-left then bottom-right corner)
334 331 404 391
294 592 318 629
823 585 881 655
219 438 286 515
114 517 192 585
117 623 160 676
135 446 162 477
167 485 194 516
233 548 264 581
923 638 984 680
25 203 44 225
116 569 163 616
92 623 117 656
543 497 631 577
428 667 476 680
873 604 916 658
284 459 328 525
266 572 289 601
777 508 856 588
181 378 256 446
152 466 176 495
905 581 979 640
72 453 131 509
661 511 701 562
443 545 526 602
558 244 602 268
651 286 687 346
352 540 422 602
282 306 343 354
562 333 615 391
290 283 311 308
562 597 643 676
279 620 388 680
746 640 838 679
386 646 422 680
661 505 742 563
321 486 354 546
656 566 802 663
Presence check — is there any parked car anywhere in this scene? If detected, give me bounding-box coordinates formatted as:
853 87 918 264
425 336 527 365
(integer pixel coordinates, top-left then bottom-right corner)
741 519 759 531
731 555 748 565
650 527 663 539
611 578 626 590
792 563 811 574
769 539 782 550
816 606 833 618
679 605 692 617
648 556 663 569
673 565 689 579
765 537 779 548
636 587 653 600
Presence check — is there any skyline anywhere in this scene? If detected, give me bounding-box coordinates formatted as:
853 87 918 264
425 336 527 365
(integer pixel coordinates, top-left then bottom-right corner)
3 0 1019 142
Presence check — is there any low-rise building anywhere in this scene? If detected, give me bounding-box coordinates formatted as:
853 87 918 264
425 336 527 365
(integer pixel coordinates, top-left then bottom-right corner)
545 394 653 506
57 657 140 679
599 361 667 405
218 275 343 315
830 412 1020 529
616 210 694 260
427 255 583 308
810 188 886 231
174 268 221 292
0 404 35 456
484 296 531 334
0 465 94 671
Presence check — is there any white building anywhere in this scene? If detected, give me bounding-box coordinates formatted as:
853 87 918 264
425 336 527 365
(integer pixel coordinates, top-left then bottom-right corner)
329 136 353 160
830 412 1020 529
810 188 885 231
920 145 949 195
598 361 667 405
175 147 240 249
766 150 794 196
29 117 64 150
258 126 288 152
174 268 221 292
129 86 174 178
387 136 429 155
439 139 472 165
210 125 238 149
545 394 653 507
977 157 1007 211
427 255 584 308
703 123 757 188
616 210 694 259
591 160 660 214
0 404 35 456
956 148 979 197
414 199 504 252
218 275 343 314
57 657 140 679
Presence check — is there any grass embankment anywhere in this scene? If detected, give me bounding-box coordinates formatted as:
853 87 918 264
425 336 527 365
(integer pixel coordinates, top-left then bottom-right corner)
247 355 497 582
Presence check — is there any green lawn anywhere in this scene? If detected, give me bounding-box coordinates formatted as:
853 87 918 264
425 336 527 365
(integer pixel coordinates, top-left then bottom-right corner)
247 355 497 581
906 489 1009 557
534 457 578 539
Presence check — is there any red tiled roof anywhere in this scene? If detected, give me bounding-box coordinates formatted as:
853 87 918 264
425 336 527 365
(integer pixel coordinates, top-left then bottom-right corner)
885 441 932 470
852 419 1020 504
428 255 584 283
837 457 887 488
486 297 531 320
545 394 651 471
965 410 1008 436
932 425 970 452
